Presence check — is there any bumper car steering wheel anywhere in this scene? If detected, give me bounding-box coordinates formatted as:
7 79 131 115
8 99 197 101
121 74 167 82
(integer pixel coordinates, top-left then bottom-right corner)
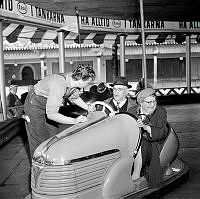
92 101 115 116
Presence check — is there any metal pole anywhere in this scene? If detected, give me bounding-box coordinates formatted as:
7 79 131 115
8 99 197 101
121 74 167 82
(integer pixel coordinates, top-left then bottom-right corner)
97 55 101 83
58 30 65 73
112 40 118 80
0 20 7 120
153 55 158 89
75 8 83 61
186 35 191 93
40 57 45 79
139 0 147 88
119 34 126 76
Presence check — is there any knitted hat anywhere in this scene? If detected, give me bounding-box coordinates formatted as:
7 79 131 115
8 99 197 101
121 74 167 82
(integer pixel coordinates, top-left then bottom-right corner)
137 88 155 103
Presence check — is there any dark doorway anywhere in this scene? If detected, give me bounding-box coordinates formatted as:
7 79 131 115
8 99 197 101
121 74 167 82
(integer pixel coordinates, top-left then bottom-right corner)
22 66 34 85
22 66 34 80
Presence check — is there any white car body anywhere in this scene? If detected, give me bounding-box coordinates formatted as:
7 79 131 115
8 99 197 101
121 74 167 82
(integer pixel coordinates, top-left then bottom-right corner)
31 110 179 199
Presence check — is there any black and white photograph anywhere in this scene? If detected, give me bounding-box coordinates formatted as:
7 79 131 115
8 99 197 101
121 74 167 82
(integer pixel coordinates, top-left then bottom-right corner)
0 0 200 198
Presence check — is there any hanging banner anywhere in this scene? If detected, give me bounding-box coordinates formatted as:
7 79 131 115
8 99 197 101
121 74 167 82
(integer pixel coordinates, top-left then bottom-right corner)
0 0 77 29
79 16 200 33
1 0 200 33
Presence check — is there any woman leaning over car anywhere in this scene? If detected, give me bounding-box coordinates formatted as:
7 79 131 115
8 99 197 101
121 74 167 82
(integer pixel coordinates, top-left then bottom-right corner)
24 64 96 158
128 88 169 188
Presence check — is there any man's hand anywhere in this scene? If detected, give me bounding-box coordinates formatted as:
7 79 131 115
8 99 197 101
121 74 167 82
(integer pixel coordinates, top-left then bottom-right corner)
109 112 115 117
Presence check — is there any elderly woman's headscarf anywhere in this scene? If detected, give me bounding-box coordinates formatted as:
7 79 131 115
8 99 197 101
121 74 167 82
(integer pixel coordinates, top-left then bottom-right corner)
137 88 155 104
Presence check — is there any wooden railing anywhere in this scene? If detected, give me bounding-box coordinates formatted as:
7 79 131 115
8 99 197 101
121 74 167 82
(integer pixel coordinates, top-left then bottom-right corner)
129 86 200 97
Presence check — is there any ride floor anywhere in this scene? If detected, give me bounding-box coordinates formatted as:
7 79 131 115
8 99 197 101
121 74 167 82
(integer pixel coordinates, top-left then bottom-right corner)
0 103 200 199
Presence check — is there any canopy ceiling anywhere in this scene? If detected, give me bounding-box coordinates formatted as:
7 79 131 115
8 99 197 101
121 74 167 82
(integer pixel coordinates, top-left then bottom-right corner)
18 0 200 21
2 0 200 48
3 21 200 49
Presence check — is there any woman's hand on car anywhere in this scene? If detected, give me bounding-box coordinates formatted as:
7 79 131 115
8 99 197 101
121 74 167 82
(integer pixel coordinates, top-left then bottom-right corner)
75 115 88 123
88 104 96 113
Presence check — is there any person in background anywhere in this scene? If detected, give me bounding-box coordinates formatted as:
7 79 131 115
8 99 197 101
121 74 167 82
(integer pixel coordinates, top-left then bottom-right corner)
7 84 22 107
135 77 153 95
24 64 96 158
20 85 34 104
89 82 113 101
0 100 3 121
7 84 23 118
105 76 136 113
128 88 168 188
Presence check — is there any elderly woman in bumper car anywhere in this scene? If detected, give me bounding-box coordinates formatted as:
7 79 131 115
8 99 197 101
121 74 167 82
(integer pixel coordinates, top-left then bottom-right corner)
128 88 169 188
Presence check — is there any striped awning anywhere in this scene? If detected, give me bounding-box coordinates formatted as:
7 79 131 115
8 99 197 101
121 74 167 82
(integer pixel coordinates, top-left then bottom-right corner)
3 21 200 48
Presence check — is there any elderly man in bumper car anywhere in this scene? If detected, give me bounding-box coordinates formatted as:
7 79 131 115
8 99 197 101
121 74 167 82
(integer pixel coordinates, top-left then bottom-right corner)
105 76 136 113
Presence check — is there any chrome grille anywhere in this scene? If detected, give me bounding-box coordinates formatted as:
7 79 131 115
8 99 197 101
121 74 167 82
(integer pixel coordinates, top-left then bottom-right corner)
31 149 120 197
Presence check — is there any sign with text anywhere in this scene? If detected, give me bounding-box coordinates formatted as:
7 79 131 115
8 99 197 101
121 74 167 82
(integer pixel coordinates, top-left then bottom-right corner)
0 0 77 29
80 16 200 33
1 0 200 33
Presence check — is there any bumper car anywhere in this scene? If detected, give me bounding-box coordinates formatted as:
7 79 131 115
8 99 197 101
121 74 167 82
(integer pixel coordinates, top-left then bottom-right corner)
0 117 25 147
31 100 189 199
0 106 26 147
